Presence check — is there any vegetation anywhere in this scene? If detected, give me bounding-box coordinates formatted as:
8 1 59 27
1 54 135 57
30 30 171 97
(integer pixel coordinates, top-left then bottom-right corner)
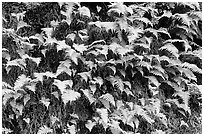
2 2 202 134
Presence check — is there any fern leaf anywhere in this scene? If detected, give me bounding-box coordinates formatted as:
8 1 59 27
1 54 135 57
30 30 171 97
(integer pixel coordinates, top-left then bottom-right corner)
93 77 103 87
23 94 30 106
73 43 87 54
178 2 200 10
77 71 91 83
40 97 50 109
56 40 71 52
107 66 116 75
65 48 81 65
2 128 13 134
97 108 108 124
14 74 31 91
79 6 91 17
60 2 79 25
145 76 160 87
53 79 73 94
137 61 152 71
81 89 96 104
2 82 13 89
150 69 165 80
167 91 191 115
85 120 96 131
34 72 56 82
123 88 134 96
134 104 154 124
108 2 132 16
56 60 72 76
50 116 59 125
106 76 124 92
181 68 197 81
182 62 202 74
123 81 131 89
159 43 179 58
21 54 41 66
3 93 15 105
10 100 24 116
128 27 143 43
132 16 153 27
89 21 117 32
6 59 26 73
37 125 53 134
62 89 81 104
100 93 115 107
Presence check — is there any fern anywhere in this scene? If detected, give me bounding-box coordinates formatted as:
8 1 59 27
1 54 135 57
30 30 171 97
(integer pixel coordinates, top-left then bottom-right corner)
77 71 92 82
6 59 26 73
97 108 109 124
182 62 202 74
99 93 115 109
37 125 53 134
85 120 96 131
134 104 154 124
145 76 160 87
40 97 50 109
73 43 87 54
56 60 72 76
34 72 56 82
81 89 96 104
61 89 81 104
106 76 124 92
137 61 152 71
159 43 179 58
65 48 81 65
60 2 80 25
53 79 73 94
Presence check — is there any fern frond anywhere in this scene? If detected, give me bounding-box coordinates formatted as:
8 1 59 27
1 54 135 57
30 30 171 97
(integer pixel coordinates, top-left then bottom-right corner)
14 74 31 91
106 66 116 75
61 89 81 104
177 2 200 10
56 60 72 76
65 48 81 65
108 2 133 16
37 125 53 134
150 69 165 80
77 71 92 83
79 6 91 17
137 61 152 71
40 97 50 109
106 76 124 92
181 68 197 81
130 16 153 27
34 72 56 82
73 43 87 54
182 62 202 74
134 104 154 124
100 93 115 108
2 82 13 89
145 76 160 87
159 43 179 58
167 92 191 115
2 128 13 134
21 54 41 66
85 120 96 131
89 21 117 32
6 59 26 73
97 108 108 124
53 79 73 94
81 89 96 104
93 76 104 87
